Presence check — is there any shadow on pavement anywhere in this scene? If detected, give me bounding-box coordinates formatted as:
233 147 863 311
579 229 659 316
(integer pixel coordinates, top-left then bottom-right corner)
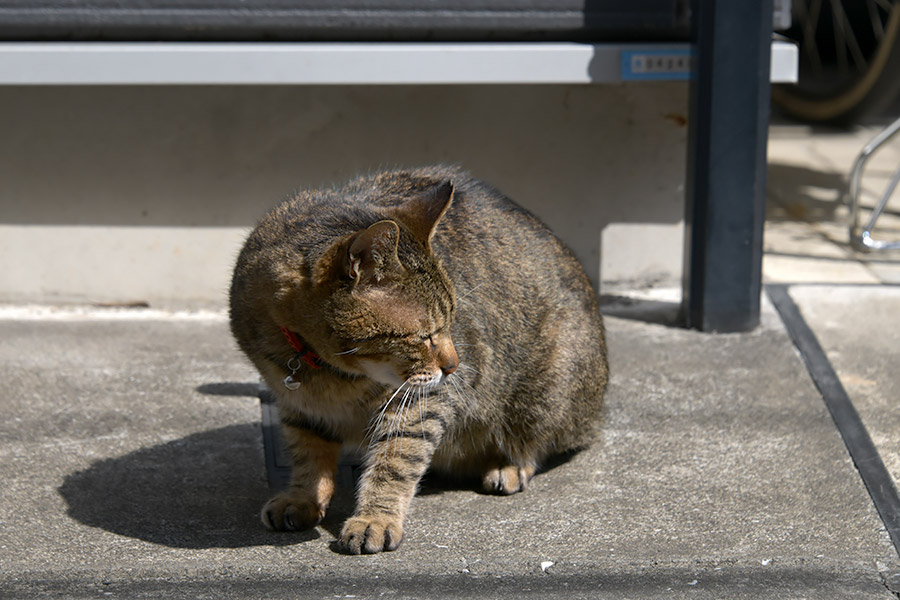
195 381 262 397
767 162 847 222
599 295 682 327
58 423 320 549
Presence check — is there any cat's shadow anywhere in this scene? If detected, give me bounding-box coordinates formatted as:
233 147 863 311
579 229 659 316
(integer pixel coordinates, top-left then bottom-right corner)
58 422 325 549
59 382 579 551
56 404 458 551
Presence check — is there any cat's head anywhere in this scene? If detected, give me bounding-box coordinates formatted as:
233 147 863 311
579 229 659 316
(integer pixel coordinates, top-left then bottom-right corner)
315 181 459 389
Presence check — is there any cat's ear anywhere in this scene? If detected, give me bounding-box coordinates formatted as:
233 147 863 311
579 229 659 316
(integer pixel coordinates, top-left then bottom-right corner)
345 220 404 285
390 180 454 246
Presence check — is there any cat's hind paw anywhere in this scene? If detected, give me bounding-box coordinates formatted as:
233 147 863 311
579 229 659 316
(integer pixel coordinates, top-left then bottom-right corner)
261 491 326 532
339 515 404 555
482 464 536 495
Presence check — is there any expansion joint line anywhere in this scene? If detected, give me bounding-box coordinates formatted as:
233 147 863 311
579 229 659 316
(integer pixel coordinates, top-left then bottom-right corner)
767 284 900 559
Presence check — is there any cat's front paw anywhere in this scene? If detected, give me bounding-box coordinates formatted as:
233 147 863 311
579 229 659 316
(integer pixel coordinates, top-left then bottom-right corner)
339 514 404 554
261 491 326 532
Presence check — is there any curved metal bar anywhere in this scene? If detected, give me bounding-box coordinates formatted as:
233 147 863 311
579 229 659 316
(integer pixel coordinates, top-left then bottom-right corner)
849 114 900 250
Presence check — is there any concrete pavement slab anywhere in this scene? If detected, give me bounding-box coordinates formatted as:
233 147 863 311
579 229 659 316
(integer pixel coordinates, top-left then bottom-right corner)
768 125 900 177
0 305 897 598
763 221 880 285
789 285 900 494
766 122 900 286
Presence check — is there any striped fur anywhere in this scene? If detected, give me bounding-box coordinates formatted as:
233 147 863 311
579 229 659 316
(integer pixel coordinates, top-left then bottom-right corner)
230 166 608 554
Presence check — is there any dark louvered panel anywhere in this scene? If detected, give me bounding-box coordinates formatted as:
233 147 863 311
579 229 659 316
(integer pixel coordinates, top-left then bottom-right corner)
0 1 689 42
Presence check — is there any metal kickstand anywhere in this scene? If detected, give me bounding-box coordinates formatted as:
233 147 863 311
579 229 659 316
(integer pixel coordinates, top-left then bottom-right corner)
849 115 900 250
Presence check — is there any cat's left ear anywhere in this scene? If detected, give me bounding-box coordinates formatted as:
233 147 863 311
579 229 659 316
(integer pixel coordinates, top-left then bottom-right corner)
391 180 454 247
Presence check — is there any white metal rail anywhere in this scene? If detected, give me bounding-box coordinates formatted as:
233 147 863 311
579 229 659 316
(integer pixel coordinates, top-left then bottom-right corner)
0 41 797 85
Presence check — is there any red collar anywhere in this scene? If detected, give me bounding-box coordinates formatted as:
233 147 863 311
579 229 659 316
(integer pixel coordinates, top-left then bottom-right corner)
279 327 323 370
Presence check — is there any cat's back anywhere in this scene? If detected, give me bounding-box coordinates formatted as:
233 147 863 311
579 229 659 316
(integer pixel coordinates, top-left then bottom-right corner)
404 167 597 311
363 166 579 270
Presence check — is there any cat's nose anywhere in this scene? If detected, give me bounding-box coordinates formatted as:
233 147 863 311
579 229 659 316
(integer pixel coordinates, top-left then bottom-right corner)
434 334 459 376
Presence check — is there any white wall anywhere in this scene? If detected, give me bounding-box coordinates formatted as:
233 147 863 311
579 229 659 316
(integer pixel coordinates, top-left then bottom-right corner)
0 83 687 308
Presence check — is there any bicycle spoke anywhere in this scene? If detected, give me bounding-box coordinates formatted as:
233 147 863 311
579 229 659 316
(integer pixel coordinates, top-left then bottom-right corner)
868 0 886 40
776 0 900 122
803 0 825 76
832 0 869 72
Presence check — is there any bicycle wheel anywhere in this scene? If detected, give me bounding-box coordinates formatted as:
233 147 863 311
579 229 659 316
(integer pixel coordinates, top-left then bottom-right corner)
772 0 900 124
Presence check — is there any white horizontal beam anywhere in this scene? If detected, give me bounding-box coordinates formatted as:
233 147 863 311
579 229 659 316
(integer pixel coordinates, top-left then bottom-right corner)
0 42 634 85
0 41 796 85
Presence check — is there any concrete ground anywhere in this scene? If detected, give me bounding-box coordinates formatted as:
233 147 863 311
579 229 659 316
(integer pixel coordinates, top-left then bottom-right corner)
3 123 900 598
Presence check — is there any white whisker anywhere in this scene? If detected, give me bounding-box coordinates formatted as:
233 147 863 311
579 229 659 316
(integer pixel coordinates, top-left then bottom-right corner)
367 380 408 441
454 370 479 393
391 386 414 445
446 376 461 402
457 281 487 301
334 347 360 355
419 388 427 439
447 373 475 407
458 362 482 375
386 388 408 435
406 387 421 451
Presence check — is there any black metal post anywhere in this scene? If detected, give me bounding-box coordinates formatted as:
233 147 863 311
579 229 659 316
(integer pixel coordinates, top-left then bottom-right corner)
683 0 773 332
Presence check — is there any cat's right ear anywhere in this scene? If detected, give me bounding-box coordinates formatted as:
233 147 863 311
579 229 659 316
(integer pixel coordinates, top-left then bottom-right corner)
345 220 404 286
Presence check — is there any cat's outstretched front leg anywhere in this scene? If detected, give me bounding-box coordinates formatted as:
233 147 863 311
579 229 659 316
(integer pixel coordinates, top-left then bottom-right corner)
262 424 341 532
339 401 447 554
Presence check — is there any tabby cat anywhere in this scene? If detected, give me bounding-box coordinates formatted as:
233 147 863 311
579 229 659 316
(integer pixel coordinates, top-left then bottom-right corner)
229 166 607 554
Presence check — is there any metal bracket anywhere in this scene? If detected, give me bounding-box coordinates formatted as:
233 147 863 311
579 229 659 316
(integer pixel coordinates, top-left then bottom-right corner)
259 382 361 490
849 115 900 251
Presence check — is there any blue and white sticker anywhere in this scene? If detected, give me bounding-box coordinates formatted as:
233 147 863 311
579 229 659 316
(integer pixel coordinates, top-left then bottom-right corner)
621 49 692 81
